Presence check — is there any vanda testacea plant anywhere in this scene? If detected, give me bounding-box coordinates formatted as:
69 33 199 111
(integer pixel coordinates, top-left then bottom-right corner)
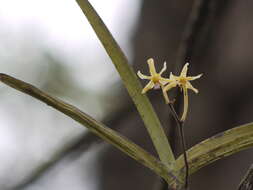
1 0 253 190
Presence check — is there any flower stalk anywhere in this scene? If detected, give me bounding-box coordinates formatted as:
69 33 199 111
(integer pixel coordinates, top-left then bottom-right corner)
137 59 202 189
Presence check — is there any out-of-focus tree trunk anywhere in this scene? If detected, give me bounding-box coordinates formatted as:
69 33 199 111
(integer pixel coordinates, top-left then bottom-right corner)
96 0 253 190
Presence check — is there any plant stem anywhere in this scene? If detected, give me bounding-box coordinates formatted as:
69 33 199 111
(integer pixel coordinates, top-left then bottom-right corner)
178 122 189 189
168 103 189 189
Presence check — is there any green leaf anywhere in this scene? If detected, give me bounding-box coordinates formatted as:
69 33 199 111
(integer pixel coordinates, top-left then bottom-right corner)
75 0 175 168
0 73 180 186
175 122 253 184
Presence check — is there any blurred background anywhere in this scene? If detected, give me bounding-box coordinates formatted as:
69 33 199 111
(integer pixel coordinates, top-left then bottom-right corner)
0 0 253 190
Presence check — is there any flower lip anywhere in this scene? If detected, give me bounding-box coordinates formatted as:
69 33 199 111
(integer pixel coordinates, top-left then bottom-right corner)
178 77 187 85
153 83 161 89
151 75 161 83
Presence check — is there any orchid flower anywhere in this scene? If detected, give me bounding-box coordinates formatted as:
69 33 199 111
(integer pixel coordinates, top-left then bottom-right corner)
163 63 202 121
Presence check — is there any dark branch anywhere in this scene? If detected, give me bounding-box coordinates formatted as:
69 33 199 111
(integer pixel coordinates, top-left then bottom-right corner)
176 0 206 67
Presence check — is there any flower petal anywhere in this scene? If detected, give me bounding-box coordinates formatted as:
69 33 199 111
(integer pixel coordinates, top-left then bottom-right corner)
181 87 188 121
169 72 179 81
180 62 189 77
163 81 177 92
161 86 170 104
147 58 157 76
159 77 172 85
142 81 154 94
186 81 199 93
159 62 167 75
187 73 203 81
137 71 151 80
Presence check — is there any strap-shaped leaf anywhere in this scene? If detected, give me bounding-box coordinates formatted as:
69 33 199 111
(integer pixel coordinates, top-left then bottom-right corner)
75 0 175 168
0 73 180 186
175 122 253 184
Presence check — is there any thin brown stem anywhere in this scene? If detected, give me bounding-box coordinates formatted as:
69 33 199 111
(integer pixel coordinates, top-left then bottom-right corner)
168 103 189 189
178 122 189 190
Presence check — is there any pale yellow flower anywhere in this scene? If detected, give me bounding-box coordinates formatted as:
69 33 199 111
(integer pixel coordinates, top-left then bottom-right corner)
137 58 171 94
163 63 202 121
